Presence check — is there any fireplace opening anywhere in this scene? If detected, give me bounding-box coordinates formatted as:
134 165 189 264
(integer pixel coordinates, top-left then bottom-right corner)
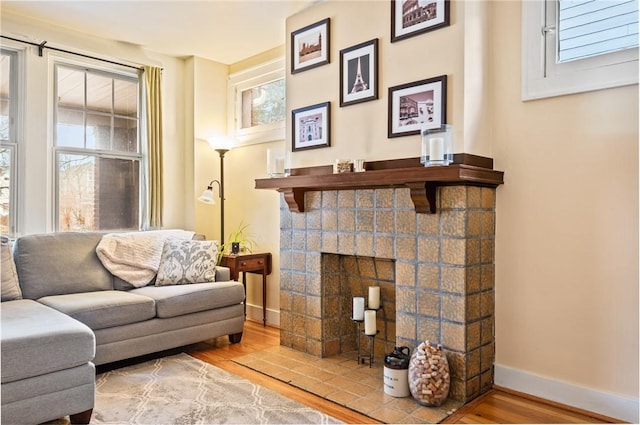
321 254 396 358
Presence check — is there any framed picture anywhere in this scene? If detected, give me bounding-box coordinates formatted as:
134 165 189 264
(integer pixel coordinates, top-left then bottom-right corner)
391 0 450 43
291 18 330 74
292 102 331 151
340 38 378 107
388 75 447 138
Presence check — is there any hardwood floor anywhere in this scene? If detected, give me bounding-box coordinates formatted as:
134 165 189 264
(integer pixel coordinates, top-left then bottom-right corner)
441 388 619 424
186 320 620 424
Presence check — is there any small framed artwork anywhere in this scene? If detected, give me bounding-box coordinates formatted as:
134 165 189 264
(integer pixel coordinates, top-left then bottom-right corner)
340 38 378 107
388 75 447 138
291 18 330 74
292 101 331 151
391 0 450 43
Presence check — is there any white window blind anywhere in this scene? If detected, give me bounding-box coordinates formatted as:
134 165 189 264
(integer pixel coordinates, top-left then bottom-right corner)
522 0 638 100
558 0 639 63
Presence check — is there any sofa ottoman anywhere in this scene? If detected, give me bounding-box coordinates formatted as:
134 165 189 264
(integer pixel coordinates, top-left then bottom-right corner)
1 299 96 424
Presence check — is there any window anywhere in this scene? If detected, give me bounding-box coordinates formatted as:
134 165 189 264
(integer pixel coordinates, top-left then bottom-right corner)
240 78 285 129
54 64 141 232
0 49 19 236
228 58 285 145
522 0 638 100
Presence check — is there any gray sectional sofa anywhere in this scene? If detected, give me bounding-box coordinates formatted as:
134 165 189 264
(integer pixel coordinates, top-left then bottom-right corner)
1 232 245 424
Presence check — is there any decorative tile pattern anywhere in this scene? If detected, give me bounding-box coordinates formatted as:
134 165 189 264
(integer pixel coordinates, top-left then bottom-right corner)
279 186 497 403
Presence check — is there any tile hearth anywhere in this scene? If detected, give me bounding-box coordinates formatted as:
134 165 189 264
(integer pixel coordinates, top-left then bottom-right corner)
233 345 462 424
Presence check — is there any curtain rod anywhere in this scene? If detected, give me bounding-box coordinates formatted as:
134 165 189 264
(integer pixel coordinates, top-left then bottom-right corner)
1 35 145 71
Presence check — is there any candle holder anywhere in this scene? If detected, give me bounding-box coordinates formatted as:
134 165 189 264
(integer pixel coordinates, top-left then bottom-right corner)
267 147 290 177
358 330 380 368
351 317 364 361
421 124 453 167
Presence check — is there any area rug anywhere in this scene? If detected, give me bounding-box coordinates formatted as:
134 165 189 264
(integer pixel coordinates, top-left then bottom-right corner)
90 353 342 424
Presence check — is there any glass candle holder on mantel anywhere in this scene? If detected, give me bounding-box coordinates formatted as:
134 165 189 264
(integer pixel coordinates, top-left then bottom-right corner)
267 147 290 177
421 124 453 167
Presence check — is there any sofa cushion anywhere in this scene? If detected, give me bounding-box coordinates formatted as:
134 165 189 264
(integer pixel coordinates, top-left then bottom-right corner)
38 290 156 330
1 236 22 301
130 281 244 318
13 232 113 299
155 239 218 286
0 299 95 383
113 265 231 291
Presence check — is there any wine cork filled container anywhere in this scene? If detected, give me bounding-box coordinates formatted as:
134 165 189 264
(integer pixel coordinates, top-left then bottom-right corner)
408 341 450 407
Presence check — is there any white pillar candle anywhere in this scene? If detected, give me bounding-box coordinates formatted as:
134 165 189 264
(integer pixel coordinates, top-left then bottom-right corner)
429 137 445 161
275 157 284 173
368 286 380 309
364 310 377 335
353 297 365 321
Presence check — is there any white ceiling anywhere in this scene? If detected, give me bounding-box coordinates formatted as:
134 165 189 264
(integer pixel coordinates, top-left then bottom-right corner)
1 0 318 64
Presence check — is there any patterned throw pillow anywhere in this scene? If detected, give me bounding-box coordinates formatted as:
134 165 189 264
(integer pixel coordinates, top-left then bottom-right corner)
155 239 218 286
1 236 22 301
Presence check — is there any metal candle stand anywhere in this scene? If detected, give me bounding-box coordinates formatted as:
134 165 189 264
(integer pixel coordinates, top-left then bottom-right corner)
351 304 384 368
359 329 379 368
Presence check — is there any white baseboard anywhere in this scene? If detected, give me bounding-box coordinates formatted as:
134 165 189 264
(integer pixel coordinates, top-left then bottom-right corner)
245 303 280 327
495 364 639 423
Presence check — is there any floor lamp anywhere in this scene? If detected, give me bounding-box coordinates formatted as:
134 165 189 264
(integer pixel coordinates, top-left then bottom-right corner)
198 148 229 245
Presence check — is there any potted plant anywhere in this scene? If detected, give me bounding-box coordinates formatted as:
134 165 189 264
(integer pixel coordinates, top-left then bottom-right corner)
218 222 255 262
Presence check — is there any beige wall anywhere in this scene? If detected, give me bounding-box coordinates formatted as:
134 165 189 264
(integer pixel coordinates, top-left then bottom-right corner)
192 49 284 322
491 0 638 400
191 56 229 243
286 0 471 165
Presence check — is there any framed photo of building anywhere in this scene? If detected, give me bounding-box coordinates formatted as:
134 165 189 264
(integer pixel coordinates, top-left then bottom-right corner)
388 75 446 138
340 38 378 107
291 18 330 74
391 0 450 43
292 102 331 151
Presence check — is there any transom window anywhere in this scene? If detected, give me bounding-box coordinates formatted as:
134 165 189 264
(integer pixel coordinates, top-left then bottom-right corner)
54 64 141 232
228 58 286 146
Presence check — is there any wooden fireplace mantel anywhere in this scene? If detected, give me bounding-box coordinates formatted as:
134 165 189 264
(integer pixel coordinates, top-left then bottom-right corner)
254 154 504 214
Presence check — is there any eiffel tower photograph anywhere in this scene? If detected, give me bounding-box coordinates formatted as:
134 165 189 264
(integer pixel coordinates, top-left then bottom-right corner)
340 38 378 106
348 55 369 93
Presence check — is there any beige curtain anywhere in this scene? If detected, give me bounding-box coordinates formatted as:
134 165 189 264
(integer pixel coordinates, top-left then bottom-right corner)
144 66 163 228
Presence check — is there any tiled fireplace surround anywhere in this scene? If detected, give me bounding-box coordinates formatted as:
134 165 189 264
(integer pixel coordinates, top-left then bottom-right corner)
278 185 496 403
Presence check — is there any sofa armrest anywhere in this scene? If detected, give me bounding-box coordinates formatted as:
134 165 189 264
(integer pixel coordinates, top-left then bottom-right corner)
215 266 230 282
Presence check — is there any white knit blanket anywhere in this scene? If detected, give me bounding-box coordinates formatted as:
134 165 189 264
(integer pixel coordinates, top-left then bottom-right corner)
96 229 195 287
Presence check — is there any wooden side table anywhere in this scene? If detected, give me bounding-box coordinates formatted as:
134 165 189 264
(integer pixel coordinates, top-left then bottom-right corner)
220 252 272 326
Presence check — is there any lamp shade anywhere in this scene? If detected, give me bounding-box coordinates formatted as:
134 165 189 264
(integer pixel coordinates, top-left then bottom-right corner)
207 135 235 151
198 188 216 204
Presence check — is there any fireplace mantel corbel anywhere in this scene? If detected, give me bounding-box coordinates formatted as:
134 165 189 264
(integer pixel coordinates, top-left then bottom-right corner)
255 154 504 214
